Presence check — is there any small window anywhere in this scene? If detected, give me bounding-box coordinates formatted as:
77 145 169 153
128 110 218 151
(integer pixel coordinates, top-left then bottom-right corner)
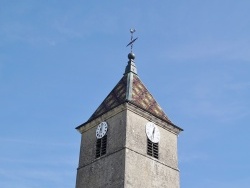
96 135 107 158
147 138 159 159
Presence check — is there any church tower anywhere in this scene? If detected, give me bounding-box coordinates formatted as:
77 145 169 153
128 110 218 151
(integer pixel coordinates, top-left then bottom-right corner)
75 32 183 188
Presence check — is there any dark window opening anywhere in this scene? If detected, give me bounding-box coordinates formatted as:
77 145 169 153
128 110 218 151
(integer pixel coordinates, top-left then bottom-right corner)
147 138 159 159
96 135 107 158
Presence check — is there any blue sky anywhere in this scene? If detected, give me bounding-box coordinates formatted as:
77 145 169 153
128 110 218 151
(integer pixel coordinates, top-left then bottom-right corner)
0 0 250 187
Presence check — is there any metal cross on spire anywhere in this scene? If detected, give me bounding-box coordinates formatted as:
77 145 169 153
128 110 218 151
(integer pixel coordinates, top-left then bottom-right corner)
126 28 138 53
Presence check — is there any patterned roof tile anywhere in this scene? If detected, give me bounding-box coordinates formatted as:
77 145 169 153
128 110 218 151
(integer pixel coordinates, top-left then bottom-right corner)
88 73 170 123
88 75 127 120
131 75 169 121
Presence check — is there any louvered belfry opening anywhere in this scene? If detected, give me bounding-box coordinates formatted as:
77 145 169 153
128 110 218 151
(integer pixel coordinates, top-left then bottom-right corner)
147 138 159 159
95 135 107 158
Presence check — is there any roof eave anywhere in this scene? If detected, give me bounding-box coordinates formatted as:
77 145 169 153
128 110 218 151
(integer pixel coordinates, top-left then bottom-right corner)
75 100 183 132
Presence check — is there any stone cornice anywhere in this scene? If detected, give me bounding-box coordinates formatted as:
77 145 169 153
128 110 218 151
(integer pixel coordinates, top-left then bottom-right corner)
76 102 183 135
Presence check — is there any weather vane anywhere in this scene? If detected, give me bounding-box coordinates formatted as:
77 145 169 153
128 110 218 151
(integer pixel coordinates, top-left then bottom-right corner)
126 28 138 53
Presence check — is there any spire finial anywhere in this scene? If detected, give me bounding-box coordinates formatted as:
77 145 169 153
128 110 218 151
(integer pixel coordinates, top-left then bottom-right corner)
124 28 138 75
126 28 138 54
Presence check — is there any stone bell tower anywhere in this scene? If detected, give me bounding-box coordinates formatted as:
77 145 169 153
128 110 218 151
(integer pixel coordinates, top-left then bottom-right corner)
75 32 183 188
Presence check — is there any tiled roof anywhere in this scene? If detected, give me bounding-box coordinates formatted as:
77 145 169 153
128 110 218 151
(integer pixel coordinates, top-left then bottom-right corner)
131 75 170 121
88 75 128 120
88 69 170 122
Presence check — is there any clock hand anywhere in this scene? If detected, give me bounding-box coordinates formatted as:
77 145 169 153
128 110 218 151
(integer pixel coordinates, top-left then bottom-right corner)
100 124 103 133
152 127 155 139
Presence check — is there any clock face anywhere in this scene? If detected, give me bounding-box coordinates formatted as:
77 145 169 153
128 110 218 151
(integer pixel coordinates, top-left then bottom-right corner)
96 122 108 139
146 122 160 143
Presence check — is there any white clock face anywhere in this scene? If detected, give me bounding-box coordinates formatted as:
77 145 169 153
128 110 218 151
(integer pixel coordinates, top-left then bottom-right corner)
96 122 108 139
146 122 160 143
